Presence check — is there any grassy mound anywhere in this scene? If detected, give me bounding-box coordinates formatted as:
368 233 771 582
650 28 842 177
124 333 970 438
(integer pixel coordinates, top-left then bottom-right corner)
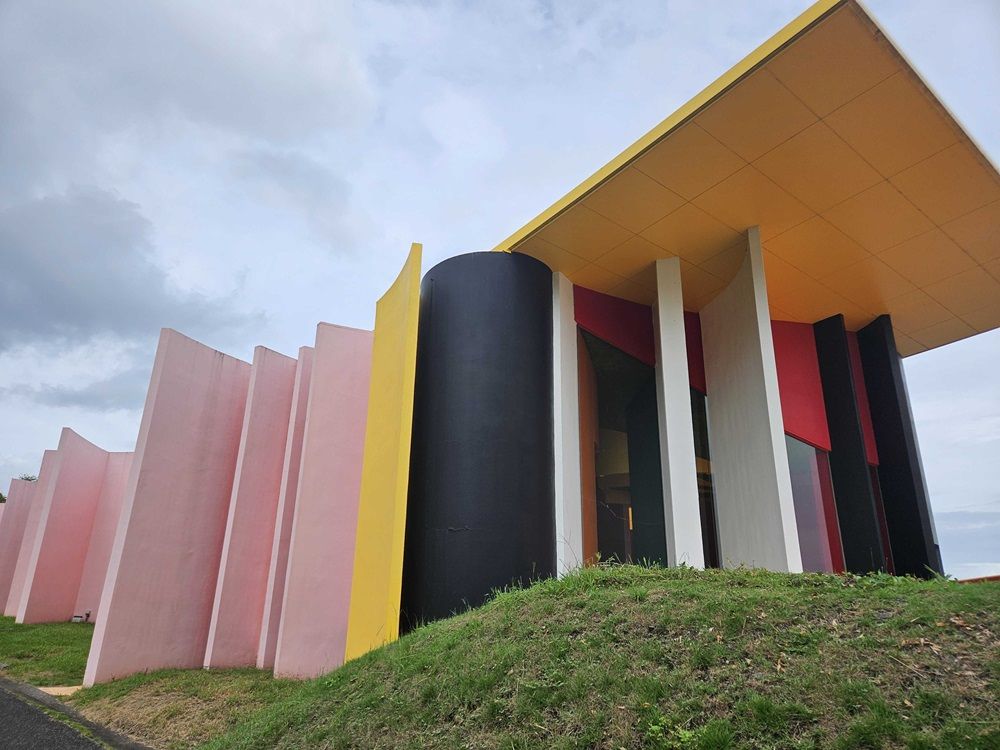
75 565 998 749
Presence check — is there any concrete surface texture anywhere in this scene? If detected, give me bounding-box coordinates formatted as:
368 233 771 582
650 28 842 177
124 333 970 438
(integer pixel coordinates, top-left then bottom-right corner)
345 244 421 662
84 329 251 686
273 323 373 679
5 450 60 617
257 346 314 670
17 429 109 624
204 346 298 669
0 479 36 606
74 452 134 623
700 228 802 573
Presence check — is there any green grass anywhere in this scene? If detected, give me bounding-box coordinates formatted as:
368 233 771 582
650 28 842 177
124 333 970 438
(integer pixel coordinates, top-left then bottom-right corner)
67 566 999 749
0 615 93 686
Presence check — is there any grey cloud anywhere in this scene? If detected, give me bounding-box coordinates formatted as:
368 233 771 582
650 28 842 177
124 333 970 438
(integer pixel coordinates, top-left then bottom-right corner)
230 149 360 250
0 365 151 412
0 0 374 196
0 186 257 351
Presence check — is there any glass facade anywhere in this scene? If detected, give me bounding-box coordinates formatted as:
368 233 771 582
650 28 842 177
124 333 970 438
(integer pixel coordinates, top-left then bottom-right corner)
691 389 721 568
785 435 842 573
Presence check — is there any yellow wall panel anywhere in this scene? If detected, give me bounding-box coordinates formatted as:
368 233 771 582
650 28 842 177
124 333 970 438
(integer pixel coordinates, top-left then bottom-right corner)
345 243 422 662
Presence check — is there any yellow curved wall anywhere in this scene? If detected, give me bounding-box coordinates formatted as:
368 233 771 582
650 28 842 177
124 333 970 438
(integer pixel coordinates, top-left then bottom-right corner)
345 243 422 662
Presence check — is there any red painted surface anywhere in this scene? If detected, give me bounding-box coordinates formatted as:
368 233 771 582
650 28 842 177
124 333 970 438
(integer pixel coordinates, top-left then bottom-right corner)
771 321 832 452
817 453 845 574
684 312 706 394
573 285 655 366
846 332 880 466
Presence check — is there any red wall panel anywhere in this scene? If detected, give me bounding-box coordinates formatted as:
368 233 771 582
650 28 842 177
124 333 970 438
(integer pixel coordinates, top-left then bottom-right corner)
573 285 655 366
684 312 706 395
771 320 832 452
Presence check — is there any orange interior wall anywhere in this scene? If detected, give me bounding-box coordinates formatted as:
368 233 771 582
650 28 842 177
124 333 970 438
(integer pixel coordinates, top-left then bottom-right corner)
577 330 599 565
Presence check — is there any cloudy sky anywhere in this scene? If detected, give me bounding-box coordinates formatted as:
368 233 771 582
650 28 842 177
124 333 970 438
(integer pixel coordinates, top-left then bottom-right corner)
1 0 997 577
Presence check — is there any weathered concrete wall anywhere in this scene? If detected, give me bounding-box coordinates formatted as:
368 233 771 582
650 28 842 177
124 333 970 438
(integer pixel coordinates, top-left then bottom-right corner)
74 452 134 622
17 429 109 623
257 346 314 670
700 229 802 573
653 257 704 568
273 324 372 679
5 451 60 617
205 346 298 669
84 329 251 686
0 479 37 607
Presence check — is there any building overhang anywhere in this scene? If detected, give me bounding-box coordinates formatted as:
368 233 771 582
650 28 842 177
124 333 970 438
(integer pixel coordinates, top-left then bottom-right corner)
495 0 1000 356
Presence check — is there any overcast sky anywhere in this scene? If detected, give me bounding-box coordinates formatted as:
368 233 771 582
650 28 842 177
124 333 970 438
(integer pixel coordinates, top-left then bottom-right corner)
1 0 997 577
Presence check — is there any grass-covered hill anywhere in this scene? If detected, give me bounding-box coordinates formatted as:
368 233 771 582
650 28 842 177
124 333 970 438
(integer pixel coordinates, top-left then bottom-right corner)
66 565 998 750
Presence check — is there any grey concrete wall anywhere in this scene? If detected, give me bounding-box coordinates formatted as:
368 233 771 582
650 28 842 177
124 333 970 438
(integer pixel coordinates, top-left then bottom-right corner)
700 228 802 572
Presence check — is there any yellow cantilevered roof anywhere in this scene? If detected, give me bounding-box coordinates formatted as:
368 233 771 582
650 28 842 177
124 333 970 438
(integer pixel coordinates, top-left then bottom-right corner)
495 0 1000 356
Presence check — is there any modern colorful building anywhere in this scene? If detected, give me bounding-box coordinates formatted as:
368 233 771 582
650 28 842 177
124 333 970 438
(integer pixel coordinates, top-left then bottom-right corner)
1 0 997 685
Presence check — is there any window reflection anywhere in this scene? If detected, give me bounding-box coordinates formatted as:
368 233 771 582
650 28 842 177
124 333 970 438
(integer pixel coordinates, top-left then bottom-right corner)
691 389 721 568
785 435 842 573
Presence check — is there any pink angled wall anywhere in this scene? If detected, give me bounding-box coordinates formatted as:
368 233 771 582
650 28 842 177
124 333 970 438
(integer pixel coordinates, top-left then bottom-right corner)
273 324 373 679
0 479 37 607
204 346 298 669
5 450 60 617
257 346 314 669
17 429 109 624
84 329 251 686
74 452 134 622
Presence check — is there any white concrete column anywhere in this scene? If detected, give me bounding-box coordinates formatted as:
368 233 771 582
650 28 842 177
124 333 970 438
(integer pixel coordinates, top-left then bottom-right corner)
552 272 584 575
700 227 802 573
653 258 705 568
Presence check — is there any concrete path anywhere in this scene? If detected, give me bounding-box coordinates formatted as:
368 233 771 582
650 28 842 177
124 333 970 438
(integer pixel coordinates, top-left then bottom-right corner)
0 685 99 749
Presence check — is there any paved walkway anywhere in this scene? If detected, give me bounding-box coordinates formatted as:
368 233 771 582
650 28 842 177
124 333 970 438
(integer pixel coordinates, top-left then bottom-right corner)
0 684 99 749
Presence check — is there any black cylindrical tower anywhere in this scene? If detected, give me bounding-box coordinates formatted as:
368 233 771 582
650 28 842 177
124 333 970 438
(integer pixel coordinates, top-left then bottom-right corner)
402 251 554 627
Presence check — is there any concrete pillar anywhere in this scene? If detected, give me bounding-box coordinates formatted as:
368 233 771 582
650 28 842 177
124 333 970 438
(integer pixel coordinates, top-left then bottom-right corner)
652 258 704 568
84 329 251 686
257 346 314 670
17 429 108 624
552 272 584 574
205 346 298 669
273 324 372 679
4 450 60 616
0 479 37 607
700 228 802 573
75 452 134 622
857 315 942 577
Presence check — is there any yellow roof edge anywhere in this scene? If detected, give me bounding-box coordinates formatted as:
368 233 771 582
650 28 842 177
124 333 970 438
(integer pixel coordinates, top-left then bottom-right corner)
492 0 846 254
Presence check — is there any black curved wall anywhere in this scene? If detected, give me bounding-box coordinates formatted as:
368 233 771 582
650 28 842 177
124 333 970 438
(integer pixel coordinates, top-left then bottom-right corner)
402 252 555 627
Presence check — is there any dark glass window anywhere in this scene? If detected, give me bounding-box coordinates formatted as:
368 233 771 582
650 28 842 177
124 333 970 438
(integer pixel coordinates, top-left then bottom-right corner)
691 389 720 568
785 435 842 573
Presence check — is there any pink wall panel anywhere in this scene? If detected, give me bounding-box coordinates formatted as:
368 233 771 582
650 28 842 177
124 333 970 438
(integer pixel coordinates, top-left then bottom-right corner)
84 329 251 685
204 346 298 669
0 479 37 607
17 429 109 623
5 450 60 616
273 324 372 679
257 346 314 670
771 320 832 453
846 332 880 466
74 452 133 622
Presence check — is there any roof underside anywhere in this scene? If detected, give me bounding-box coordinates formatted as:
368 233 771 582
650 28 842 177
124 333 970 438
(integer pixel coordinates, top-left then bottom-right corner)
497 0 1000 356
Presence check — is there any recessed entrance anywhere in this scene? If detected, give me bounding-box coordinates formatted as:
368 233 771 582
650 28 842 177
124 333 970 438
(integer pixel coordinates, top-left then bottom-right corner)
578 330 667 566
